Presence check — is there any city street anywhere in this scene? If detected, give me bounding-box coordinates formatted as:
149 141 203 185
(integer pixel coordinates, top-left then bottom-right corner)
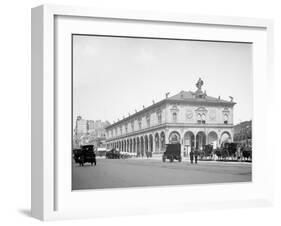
72 158 252 190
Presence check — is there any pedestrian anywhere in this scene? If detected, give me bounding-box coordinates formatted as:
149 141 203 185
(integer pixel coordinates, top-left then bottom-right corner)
194 148 199 164
237 145 241 161
190 148 194 164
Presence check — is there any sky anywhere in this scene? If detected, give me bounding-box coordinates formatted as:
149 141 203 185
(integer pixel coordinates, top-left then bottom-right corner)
73 35 253 125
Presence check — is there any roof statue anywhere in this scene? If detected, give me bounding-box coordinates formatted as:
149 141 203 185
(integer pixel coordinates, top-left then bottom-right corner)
106 78 236 129
196 77 204 90
195 78 204 97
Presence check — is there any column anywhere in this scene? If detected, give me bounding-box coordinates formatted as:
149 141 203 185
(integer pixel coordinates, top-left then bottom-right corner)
194 135 197 150
153 137 156 153
148 138 151 153
159 137 162 153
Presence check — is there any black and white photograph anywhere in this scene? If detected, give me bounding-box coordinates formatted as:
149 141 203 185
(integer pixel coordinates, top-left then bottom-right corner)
72 34 253 190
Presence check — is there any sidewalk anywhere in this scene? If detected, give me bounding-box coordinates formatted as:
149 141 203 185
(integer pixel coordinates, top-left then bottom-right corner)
129 155 252 164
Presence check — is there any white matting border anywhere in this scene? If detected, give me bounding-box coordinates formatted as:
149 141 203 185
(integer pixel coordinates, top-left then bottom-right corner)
31 4 274 221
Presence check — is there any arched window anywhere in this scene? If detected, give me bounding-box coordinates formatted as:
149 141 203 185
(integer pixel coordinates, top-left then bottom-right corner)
224 114 229 124
172 112 177 122
131 121 134 132
197 113 206 124
157 111 162 124
138 118 142 130
146 114 151 127
201 114 206 124
197 113 201 123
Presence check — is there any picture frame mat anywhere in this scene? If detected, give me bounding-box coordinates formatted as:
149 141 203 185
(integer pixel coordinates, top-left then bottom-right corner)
31 4 274 220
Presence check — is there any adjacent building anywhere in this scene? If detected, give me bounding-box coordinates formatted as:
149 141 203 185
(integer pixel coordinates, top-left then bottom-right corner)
73 116 110 148
105 78 236 157
234 120 252 146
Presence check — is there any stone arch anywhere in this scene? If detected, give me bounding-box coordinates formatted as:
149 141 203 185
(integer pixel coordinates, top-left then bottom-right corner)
160 131 166 152
169 131 181 144
196 131 207 151
220 131 232 145
130 138 133 153
128 139 131 152
183 131 195 156
123 139 125 152
133 138 135 153
144 135 149 156
149 134 153 153
126 139 129 152
154 132 160 153
208 131 218 148
140 136 144 157
136 137 140 156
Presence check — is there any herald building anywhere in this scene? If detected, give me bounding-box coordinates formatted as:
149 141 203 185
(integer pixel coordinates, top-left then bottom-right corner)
105 79 235 157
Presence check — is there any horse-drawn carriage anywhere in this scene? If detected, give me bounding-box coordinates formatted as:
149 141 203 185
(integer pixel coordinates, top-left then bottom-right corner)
199 144 213 160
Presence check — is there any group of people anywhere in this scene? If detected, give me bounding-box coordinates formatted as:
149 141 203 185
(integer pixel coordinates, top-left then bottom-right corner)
189 147 200 164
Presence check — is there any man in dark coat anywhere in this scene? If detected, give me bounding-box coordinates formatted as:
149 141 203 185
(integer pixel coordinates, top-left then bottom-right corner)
194 148 200 164
189 148 194 164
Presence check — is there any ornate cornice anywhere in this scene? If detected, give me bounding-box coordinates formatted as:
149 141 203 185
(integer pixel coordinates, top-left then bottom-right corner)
106 122 234 142
106 96 235 130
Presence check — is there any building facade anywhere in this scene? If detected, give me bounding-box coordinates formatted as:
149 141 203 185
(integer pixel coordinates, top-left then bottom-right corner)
73 116 110 148
105 79 236 157
234 120 252 146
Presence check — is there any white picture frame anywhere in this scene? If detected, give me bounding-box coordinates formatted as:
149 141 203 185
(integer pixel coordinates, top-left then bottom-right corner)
31 4 274 221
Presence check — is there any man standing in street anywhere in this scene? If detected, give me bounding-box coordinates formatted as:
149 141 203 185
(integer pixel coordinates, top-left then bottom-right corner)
190 147 194 164
194 148 200 164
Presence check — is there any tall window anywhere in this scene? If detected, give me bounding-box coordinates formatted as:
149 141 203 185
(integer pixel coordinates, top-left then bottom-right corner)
172 112 177 122
224 114 228 124
131 121 134 132
201 114 206 124
138 118 142 130
197 113 206 124
125 124 128 134
157 111 162 124
146 115 150 127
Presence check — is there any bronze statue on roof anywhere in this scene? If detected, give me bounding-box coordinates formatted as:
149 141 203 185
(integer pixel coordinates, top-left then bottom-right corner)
196 78 204 90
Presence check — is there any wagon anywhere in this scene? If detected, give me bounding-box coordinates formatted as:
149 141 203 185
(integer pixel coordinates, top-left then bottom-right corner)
73 145 96 166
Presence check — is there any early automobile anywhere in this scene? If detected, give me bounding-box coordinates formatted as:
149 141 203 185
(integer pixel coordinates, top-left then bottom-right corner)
73 145 96 166
105 148 121 159
162 143 182 162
